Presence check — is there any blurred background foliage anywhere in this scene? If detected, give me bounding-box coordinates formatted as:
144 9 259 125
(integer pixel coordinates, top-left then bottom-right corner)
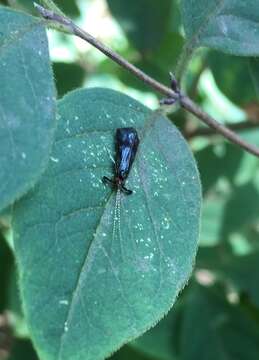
1 0 259 359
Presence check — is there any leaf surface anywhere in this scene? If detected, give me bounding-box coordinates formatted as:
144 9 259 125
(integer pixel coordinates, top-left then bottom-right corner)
181 284 259 360
107 0 172 53
181 0 259 55
0 7 56 211
13 88 201 360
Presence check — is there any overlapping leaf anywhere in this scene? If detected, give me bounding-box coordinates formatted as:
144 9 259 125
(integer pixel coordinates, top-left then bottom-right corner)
0 7 56 211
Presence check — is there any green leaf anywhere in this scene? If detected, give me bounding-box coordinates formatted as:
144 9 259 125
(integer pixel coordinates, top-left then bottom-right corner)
53 62 85 98
221 183 259 242
0 231 13 312
222 251 259 307
222 252 259 307
107 0 172 53
181 284 259 360
200 197 226 247
54 0 80 18
196 245 232 271
13 0 80 17
208 52 259 106
131 300 184 360
13 88 201 360
0 7 56 211
181 0 259 55
195 144 243 195
109 345 151 360
9 339 38 360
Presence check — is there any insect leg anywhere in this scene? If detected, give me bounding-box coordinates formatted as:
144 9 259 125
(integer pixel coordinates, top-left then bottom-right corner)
102 176 116 187
121 185 133 195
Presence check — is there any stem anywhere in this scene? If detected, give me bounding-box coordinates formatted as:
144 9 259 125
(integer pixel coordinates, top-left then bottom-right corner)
34 3 178 100
186 120 259 138
34 3 259 158
181 96 259 156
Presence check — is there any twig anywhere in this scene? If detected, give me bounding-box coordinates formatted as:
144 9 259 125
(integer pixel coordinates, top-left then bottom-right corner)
186 120 259 138
34 3 259 158
34 3 179 101
181 96 259 156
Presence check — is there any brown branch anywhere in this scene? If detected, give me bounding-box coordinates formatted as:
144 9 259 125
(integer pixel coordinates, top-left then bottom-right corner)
181 96 259 156
186 120 259 138
34 3 259 158
34 3 178 100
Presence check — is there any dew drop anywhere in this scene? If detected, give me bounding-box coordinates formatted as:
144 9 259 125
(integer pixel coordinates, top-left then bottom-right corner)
59 299 69 306
50 156 59 163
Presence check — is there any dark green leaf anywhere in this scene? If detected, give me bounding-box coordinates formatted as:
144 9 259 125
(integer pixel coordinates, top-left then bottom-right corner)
196 245 232 271
222 252 259 307
0 231 13 312
9 339 38 360
54 0 80 18
221 183 259 240
14 0 80 17
53 62 85 98
195 144 243 195
107 0 172 53
109 345 151 360
0 7 56 211
181 0 259 55
131 301 184 360
208 52 259 106
13 88 201 360
181 284 259 360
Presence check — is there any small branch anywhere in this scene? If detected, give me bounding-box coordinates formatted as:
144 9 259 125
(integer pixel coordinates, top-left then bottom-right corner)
34 3 179 101
186 120 259 138
181 96 259 156
34 3 259 158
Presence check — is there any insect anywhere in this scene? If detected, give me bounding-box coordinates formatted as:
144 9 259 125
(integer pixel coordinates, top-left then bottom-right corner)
102 127 139 195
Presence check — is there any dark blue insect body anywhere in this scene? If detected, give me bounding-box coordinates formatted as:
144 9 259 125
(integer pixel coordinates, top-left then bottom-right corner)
103 127 139 195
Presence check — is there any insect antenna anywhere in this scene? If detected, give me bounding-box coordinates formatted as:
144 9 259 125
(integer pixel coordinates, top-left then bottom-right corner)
112 188 122 243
